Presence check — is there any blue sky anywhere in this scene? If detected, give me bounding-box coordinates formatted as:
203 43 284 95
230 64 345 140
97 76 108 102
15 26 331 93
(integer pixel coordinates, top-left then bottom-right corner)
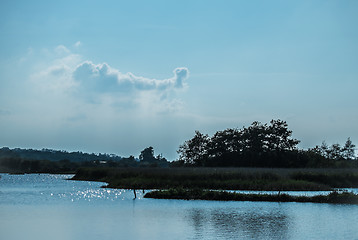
1 0 357 160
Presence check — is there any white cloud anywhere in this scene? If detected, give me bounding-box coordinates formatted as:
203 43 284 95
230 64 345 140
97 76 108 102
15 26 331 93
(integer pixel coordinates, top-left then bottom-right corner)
54 45 71 55
74 41 81 48
30 44 189 114
72 61 189 93
30 48 81 92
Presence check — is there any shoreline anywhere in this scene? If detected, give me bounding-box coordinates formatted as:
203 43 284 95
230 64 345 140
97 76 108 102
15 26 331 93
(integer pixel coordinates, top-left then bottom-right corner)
3 172 357 204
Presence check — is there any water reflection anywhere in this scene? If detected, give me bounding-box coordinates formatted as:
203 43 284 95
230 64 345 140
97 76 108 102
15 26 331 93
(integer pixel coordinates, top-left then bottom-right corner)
187 209 208 239
186 204 290 239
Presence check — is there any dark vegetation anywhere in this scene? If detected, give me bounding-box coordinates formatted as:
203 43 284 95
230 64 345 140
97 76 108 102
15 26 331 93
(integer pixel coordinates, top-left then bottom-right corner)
173 119 357 168
0 147 124 162
71 167 358 191
0 146 168 173
144 188 358 205
0 157 80 173
0 157 141 174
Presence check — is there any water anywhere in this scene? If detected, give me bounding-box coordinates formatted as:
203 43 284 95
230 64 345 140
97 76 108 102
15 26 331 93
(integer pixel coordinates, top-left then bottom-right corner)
1 174 358 240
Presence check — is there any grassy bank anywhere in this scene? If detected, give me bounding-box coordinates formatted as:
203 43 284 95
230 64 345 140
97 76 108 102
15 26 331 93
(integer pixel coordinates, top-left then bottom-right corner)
144 189 358 204
71 167 358 191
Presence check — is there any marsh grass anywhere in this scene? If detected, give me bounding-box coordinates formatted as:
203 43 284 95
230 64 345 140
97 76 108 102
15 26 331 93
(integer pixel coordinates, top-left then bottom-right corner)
70 167 358 191
291 172 358 188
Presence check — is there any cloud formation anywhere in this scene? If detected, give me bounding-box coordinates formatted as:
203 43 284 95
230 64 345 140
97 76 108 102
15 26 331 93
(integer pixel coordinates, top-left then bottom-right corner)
29 44 189 114
73 61 189 93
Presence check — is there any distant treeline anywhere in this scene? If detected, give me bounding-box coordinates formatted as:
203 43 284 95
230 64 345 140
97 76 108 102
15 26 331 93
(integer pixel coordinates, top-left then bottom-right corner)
171 119 357 168
0 147 124 162
0 146 169 173
1 119 357 172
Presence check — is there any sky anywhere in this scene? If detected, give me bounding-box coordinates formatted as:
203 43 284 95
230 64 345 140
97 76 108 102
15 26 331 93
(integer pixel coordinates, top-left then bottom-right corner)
1 0 357 160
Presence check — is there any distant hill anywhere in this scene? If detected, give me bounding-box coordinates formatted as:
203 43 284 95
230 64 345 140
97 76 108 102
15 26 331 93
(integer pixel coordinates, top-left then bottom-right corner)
0 147 125 163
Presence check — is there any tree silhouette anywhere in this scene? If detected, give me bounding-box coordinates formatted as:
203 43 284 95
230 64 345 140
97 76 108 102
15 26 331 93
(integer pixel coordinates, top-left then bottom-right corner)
343 138 356 160
177 131 209 166
139 147 156 162
266 119 300 152
177 120 302 167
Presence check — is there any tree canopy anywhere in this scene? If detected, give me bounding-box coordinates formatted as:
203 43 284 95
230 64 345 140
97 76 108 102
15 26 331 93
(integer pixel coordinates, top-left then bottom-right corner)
139 146 168 167
176 119 357 168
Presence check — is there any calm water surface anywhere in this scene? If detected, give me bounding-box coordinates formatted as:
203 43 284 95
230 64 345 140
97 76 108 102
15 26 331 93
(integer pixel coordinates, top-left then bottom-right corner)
1 174 358 240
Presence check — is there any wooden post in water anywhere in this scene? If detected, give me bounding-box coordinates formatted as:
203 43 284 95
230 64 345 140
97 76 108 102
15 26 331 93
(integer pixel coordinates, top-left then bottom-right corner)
133 189 137 199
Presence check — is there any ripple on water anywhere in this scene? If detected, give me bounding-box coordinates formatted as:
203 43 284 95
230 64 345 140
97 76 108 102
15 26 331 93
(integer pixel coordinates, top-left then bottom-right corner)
0 174 143 204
